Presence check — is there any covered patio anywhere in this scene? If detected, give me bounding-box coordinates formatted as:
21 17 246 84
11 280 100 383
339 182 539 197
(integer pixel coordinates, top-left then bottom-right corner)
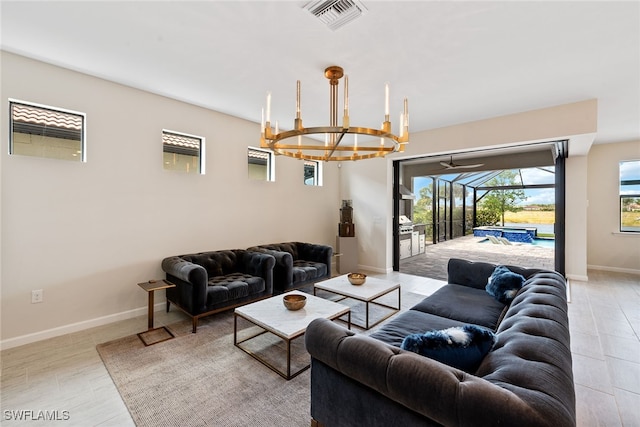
400 234 554 281
396 144 560 279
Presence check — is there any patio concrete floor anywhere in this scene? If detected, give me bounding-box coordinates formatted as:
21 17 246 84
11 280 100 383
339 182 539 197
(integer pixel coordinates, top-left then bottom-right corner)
400 234 555 280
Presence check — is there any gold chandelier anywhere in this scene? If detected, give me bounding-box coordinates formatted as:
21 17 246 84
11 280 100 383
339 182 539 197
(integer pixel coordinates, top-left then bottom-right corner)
260 66 409 162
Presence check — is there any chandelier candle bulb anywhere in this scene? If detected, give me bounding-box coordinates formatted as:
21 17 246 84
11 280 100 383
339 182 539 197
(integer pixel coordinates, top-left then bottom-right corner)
344 75 349 114
296 80 301 118
385 83 390 118
400 113 404 137
404 98 409 127
266 92 271 123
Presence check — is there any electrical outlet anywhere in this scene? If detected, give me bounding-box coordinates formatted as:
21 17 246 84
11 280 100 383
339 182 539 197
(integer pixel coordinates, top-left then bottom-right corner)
31 289 44 304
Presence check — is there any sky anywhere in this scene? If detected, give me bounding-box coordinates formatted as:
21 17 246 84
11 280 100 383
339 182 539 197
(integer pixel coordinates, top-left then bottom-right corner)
519 168 556 205
620 160 640 195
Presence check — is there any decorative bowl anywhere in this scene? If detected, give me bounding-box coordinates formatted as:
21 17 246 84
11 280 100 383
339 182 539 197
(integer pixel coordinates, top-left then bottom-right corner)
283 294 307 311
348 273 367 286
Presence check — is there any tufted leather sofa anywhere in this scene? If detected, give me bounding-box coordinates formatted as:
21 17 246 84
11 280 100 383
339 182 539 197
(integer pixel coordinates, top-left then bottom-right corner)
305 258 575 427
161 249 275 332
247 242 332 293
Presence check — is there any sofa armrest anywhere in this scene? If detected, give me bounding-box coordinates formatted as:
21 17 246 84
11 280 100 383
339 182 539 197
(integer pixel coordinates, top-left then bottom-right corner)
251 248 292 271
162 256 208 286
247 247 293 288
161 256 208 310
305 318 554 427
240 251 276 295
306 318 459 423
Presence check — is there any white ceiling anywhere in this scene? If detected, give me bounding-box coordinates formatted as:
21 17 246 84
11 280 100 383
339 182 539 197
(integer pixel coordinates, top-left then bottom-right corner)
2 1 639 147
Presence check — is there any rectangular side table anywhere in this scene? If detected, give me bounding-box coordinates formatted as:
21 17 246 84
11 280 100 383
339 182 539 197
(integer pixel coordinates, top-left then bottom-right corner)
137 279 176 346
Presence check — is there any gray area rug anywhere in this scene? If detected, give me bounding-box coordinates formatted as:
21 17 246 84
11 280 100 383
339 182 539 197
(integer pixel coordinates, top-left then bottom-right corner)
97 290 426 427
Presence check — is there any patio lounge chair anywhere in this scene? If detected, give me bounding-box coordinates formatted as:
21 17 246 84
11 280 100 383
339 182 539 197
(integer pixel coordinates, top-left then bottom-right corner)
487 235 502 244
499 237 524 245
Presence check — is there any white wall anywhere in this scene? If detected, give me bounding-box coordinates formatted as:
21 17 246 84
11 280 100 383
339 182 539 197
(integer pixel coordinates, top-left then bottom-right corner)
0 52 340 347
565 156 589 280
339 158 393 273
587 140 640 273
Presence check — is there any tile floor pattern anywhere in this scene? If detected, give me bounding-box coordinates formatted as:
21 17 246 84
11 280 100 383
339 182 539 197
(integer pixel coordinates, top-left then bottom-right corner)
1 269 639 426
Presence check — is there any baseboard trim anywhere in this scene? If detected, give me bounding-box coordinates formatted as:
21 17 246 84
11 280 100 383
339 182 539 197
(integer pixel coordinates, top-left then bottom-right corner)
358 264 392 274
566 273 589 282
0 302 165 350
587 264 640 275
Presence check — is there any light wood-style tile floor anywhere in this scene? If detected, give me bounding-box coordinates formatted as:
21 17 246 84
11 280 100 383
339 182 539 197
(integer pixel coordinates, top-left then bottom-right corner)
1 270 638 426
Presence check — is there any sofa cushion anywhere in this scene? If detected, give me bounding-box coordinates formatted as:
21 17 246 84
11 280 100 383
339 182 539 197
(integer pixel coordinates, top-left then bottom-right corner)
368 310 466 348
486 265 525 304
447 258 541 289
400 324 496 372
292 260 327 283
410 284 506 330
206 273 265 305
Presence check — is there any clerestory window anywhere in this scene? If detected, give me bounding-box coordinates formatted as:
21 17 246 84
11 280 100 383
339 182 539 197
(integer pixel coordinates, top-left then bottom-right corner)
304 160 322 186
248 147 274 181
162 130 205 174
9 100 86 162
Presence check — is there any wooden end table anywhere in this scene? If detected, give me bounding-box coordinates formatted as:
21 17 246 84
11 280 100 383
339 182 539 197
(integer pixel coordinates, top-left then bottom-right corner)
137 279 176 346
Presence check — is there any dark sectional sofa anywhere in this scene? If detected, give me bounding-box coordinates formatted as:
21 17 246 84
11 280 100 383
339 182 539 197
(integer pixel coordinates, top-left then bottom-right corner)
247 242 333 293
305 258 575 427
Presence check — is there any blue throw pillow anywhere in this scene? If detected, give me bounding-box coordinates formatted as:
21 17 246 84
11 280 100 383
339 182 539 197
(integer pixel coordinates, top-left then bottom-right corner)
400 325 496 372
486 265 525 304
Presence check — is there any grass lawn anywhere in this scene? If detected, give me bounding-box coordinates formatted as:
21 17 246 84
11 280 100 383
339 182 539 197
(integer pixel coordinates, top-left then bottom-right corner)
622 211 640 227
503 210 555 224
504 210 640 227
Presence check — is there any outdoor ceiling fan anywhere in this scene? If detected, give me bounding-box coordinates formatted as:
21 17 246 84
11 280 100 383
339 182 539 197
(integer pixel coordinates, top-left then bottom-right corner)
439 156 485 170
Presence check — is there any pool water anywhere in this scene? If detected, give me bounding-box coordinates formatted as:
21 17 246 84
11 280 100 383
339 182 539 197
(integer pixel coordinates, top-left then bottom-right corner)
531 238 555 248
480 237 555 248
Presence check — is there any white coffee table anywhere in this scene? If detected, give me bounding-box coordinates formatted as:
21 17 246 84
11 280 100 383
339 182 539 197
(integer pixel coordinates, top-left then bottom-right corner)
314 274 400 329
234 290 350 380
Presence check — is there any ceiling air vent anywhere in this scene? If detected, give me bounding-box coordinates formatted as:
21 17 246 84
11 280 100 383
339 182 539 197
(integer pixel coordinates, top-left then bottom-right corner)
304 0 368 31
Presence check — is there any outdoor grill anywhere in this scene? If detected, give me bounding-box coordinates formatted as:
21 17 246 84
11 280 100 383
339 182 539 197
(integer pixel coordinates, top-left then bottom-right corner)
399 215 414 234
